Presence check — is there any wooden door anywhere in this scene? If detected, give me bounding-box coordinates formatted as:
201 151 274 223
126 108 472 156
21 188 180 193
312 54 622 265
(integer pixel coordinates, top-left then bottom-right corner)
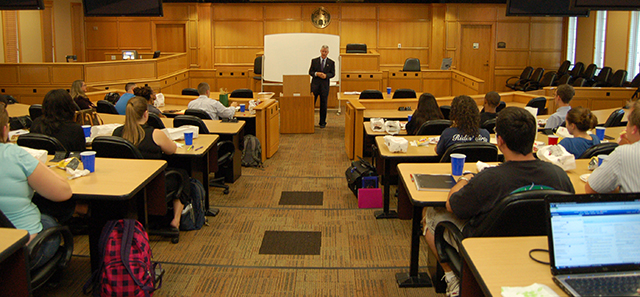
460 25 492 92
41 1 55 62
2 11 19 63
70 3 85 61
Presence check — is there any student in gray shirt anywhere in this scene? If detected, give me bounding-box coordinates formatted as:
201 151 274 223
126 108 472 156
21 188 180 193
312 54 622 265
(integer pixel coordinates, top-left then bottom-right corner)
187 82 238 120
545 84 574 129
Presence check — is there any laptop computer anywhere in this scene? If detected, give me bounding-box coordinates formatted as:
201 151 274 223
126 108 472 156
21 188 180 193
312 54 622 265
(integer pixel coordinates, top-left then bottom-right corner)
546 193 640 297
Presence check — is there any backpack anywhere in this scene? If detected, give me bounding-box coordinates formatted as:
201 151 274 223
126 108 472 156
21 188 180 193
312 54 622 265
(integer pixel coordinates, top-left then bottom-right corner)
104 92 121 105
180 178 207 231
345 157 377 197
84 219 161 297
242 134 263 167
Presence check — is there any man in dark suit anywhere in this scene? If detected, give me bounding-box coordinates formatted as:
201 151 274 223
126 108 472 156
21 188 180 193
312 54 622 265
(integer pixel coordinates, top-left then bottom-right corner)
308 45 335 128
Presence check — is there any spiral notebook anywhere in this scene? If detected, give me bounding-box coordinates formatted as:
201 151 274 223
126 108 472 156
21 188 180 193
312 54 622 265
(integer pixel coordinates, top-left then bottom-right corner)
413 174 456 191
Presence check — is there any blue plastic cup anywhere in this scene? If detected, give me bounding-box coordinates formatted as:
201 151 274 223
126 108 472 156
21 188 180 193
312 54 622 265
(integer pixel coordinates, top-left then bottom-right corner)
596 127 606 141
80 151 96 173
387 87 392 95
450 153 466 176
240 104 246 112
184 132 193 146
82 125 91 138
598 154 607 166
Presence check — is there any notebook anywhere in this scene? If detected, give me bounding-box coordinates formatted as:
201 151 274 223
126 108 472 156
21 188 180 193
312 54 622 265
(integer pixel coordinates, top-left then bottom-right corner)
546 193 640 297
413 174 455 191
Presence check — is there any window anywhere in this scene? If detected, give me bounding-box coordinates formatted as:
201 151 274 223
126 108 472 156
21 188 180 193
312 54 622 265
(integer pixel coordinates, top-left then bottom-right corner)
593 11 607 67
628 11 640 80
566 17 578 63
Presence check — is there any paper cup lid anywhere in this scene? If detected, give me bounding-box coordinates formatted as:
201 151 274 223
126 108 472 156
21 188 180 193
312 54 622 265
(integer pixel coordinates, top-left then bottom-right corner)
450 153 466 159
80 151 96 156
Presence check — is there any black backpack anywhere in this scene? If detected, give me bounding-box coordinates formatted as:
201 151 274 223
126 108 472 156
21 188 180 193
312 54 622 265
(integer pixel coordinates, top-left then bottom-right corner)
242 134 263 167
104 92 121 105
345 157 377 197
180 178 207 231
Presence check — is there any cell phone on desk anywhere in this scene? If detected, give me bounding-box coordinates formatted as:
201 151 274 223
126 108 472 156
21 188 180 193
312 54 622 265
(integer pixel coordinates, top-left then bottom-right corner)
221 118 238 123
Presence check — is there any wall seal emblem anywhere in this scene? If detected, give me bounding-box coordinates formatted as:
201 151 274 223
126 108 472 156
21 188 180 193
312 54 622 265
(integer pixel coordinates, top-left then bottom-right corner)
311 7 331 29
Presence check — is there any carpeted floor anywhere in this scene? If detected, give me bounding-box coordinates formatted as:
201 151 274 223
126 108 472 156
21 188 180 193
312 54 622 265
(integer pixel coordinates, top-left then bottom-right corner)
39 110 441 297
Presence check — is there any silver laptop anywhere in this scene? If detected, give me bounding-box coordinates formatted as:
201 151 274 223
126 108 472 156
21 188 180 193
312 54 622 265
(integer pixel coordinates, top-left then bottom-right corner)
546 193 640 297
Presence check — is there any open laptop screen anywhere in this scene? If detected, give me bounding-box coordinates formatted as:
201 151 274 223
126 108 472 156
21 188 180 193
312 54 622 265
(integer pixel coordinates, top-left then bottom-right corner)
547 194 640 275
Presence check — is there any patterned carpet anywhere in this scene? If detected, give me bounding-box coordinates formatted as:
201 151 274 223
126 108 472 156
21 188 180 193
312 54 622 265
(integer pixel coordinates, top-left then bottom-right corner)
39 110 441 297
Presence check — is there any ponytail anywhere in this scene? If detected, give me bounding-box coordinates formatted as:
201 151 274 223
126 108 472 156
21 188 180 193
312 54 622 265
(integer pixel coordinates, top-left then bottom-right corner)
121 96 147 145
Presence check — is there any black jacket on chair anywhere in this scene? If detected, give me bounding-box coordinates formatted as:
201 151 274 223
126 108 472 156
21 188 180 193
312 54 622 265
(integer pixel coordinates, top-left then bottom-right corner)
308 56 335 96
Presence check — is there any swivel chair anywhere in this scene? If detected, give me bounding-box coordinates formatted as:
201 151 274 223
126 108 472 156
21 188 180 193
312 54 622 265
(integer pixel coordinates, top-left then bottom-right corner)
96 100 118 114
209 140 235 195
506 66 533 90
439 106 451 120
17 133 68 157
147 113 166 129
415 119 451 136
578 143 618 159
346 43 367 53
481 118 496 134
439 142 498 163
230 88 253 98
402 58 421 72
392 89 417 99
181 88 199 96
359 90 384 99
526 97 548 115
174 115 210 134
601 109 625 127
29 104 43 120
185 109 212 120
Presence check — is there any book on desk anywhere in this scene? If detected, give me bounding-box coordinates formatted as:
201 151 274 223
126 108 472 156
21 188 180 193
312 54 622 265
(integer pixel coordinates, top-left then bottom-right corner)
413 174 456 191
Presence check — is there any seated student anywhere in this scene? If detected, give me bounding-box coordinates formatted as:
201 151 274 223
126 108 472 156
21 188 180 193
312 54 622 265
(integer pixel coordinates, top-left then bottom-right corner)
424 107 575 297
558 106 600 157
31 89 86 152
586 100 640 193
112 96 184 229
0 105 73 269
133 86 164 117
115 82 137 115
0 94 9 108
479 91 500 125
544 84 574 129
436 95 490 156
405 93 444 135
70 80 94 110
187 82 237 120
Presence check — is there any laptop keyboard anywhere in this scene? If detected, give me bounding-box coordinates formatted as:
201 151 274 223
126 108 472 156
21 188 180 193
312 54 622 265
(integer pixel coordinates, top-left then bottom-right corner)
566 275 640 296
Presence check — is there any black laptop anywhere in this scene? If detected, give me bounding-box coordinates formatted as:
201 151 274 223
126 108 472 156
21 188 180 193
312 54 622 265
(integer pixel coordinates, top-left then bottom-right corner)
546 193 640 296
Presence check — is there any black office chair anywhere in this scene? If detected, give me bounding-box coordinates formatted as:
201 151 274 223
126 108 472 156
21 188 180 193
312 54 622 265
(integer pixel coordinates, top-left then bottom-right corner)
605 69 627 88
185 109 212 120
435 190 571 279
439 105 451 120
92 136 182 243
495 101 506 113
416 119 451 135
209 140 235 195
174 115 210 134
17 133 69 156
0 209 73 292
96 100 119 114
514 67 544 91
29 104 43 120
346 43 367 53
181 88 199 96
506 66 533 90
147 113 165 129
230 88 253 98
602 109 626 127
481 118 496 134
578 143 619 159
526 97 547 115
152 51 161 58
392 88 417 99
402 58 421 72
253 56 263 81
439 142 498 163
568 62 584 82
0 94 18 104
572 77 588 87
624 72 640 88
359 90 384 99
556 73 572 86
590 67 612 87
525 71 557 91
556 60 572 77
581 63 598 81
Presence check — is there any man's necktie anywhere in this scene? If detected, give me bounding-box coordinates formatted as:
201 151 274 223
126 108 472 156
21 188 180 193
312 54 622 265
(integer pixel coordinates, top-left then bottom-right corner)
321 59 325 70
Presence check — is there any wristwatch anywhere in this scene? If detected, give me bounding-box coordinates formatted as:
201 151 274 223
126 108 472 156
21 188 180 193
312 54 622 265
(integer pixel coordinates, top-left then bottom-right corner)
458 176 471 183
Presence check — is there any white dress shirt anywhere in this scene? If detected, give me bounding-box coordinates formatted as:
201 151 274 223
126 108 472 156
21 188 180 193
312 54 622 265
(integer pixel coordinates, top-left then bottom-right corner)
187 95 235 120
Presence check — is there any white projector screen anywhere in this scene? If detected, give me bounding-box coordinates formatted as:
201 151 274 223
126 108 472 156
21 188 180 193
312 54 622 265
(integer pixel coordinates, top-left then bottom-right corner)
263 33 340 83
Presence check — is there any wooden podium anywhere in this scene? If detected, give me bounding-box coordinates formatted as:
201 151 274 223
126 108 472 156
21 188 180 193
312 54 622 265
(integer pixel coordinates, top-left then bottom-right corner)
280 75 314 133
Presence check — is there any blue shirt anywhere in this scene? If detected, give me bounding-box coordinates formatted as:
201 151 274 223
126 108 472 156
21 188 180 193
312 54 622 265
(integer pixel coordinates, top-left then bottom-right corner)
436 127 491 156
115 93 135 115
545 106 571 129
0 143 42 234
559 134 600 157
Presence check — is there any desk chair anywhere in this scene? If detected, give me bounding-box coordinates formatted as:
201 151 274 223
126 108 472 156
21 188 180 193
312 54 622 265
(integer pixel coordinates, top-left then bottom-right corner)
92 136 182 243
147 113 165 129
416 119 451 136
230 88 253 98
253 56 263 81
581 63 598 81
605 69 628 87
526 97 547 115
496 101 506 113
152 51 161 59
346 43 367 53
181 88 199 96
601 109 625 127
440 106 451 120
434 190 571 280
439 142 498 163
624 72 640 88
392 89 417 99
578 142 618 159
513 67 544 91
185 109 212 120
572 77 588 87
359 89 383 99
402 58 421 72
17 133 69 157
29 104 43 120
174 115 210 134
525 71 556 91
481 118 496 134
556 73 572 86
0 209 73 292
96 100 119 114
568 62 584 82
209 140 235 194
556 60 571 77
590 67 612 87
506 66 533 90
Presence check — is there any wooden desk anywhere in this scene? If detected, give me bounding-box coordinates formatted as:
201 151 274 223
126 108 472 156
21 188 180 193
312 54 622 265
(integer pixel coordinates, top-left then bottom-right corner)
5 103 30 117
0 228 30 296
166 134 219 215
461 236 566 296
395 160 591 288
538 107 629 126
50 158 167 272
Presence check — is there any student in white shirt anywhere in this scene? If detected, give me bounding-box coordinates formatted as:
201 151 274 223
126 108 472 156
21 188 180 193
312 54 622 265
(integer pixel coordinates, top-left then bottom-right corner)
187 82 237 120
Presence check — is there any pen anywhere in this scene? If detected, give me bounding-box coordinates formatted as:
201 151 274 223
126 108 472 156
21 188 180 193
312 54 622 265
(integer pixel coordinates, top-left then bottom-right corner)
194 146 204 151
410 174 415 182
187 145 194 151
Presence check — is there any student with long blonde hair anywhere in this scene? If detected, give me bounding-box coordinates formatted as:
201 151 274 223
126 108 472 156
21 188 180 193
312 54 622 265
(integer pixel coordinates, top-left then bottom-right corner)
70 80 94 110
113 96 184 229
